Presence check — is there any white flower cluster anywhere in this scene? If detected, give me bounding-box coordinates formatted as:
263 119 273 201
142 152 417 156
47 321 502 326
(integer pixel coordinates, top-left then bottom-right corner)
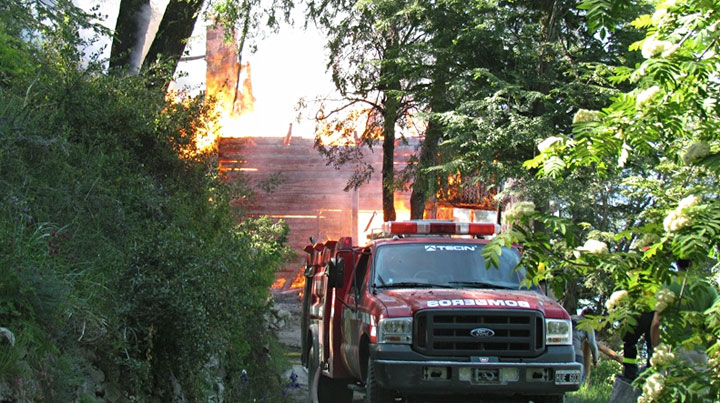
663 210 690 232
682 141 711 165
504 201 535 224
537 136 564 152
572 109 601 124
679 194 701 209
638 373 665 402
650 344 676 367
651 8 669 26
574 239 609 257
663 195 700 233
642 37 674 59
606 290 629 311
636 86 661 107
661 43 680 58
655 289 676 313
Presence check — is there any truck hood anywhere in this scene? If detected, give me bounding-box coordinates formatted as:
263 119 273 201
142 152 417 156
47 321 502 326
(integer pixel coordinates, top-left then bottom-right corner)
376 288 568 319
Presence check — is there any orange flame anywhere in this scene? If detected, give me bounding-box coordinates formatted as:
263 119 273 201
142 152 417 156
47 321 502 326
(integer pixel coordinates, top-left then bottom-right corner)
271 277 287 289
197 26 258 152
394 197 412 220
198 60 256 151
289 270 306 291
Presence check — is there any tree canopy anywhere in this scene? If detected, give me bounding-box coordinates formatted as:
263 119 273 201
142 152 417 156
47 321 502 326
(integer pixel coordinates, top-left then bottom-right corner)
486 0 720 400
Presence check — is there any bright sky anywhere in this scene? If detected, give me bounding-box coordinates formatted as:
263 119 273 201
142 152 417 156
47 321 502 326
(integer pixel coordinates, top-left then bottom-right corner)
77 0 334 139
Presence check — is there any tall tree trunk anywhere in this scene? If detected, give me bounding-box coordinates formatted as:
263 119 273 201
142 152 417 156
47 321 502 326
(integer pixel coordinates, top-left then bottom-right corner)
564 280 578 314
409 63 449 219
142 0 204 89
380 32 400 222
110 0 151 71
409 119 440 219
381 87 399 222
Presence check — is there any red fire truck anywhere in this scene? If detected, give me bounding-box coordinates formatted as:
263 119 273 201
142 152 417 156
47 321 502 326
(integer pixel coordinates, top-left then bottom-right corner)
300 220 581 403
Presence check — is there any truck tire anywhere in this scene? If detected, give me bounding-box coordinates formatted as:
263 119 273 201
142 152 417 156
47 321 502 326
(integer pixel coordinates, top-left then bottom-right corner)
309 344 353 403
365 357 394 403
308 344 320 403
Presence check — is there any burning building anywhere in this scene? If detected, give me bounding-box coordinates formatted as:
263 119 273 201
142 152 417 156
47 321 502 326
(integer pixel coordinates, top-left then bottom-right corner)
203 25 497 294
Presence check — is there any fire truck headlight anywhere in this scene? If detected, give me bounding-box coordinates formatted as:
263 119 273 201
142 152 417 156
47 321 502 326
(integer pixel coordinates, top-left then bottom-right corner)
377 318 413 344
545 319 572 345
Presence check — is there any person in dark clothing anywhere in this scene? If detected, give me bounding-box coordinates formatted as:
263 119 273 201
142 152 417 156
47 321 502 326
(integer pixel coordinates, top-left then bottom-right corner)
621 311 654 380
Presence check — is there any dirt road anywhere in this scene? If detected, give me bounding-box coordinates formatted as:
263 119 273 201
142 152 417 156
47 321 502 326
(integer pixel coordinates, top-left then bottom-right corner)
273 291 365 403
273 290 310 403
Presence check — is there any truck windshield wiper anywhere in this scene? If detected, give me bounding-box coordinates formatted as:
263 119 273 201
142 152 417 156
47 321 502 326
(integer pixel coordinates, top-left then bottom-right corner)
448 281 514 289
375 282 455 289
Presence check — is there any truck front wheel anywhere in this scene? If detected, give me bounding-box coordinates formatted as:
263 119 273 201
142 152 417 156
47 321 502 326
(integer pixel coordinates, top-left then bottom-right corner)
364 357 394 403
308 344 352 403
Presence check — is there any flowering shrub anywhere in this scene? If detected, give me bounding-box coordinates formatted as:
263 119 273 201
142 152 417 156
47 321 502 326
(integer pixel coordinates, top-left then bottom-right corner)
654 289 676 313
662 209 690 233
663 195 701 233
572 109 601 124
537 136 564 153
635 86 660 107
649 344 676 367
486 0 720 401
682 142 711 165
575 239 609 256
638 373 665 402
606 290 629 312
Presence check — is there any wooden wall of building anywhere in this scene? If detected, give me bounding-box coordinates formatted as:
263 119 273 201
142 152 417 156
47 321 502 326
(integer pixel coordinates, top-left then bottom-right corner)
218 136 417 290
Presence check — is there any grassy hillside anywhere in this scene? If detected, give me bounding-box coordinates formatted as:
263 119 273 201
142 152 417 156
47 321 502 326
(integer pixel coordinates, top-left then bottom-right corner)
0 3 290 401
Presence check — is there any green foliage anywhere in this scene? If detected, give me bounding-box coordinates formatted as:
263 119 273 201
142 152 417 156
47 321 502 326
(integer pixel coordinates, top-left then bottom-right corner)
427 0 646 235
578 0 646 39
567 359 620 403
486 0 720 400
0 2 291 401
0 24 33 77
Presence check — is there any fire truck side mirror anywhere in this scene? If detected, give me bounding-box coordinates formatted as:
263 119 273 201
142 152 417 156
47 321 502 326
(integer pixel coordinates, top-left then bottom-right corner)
327 258 345 288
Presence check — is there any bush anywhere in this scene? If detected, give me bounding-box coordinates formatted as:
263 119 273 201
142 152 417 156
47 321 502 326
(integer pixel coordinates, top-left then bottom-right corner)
0 3 291 400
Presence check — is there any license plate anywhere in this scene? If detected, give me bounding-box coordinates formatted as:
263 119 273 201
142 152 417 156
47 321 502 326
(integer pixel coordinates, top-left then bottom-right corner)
555 370 581 385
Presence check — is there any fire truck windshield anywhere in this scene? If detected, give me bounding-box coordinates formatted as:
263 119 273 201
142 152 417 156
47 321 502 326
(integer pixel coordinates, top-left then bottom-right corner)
373 243 526 290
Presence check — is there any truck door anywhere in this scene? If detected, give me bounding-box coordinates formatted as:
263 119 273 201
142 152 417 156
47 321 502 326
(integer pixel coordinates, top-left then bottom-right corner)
341 248 370 379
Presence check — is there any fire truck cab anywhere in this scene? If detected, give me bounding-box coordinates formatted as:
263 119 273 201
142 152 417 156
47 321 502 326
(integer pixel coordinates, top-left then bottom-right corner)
300 220 581 403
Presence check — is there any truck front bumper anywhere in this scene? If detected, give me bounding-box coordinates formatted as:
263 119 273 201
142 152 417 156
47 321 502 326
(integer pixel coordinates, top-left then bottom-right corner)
370 344 582 397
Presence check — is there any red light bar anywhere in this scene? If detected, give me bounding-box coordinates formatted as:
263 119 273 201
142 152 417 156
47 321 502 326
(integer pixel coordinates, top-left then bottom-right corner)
383 221 499 236
385 222 418 234
466 223 499 235
430 223 456 234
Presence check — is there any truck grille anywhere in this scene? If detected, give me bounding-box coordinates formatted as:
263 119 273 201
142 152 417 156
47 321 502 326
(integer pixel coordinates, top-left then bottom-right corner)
413 309 544 357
